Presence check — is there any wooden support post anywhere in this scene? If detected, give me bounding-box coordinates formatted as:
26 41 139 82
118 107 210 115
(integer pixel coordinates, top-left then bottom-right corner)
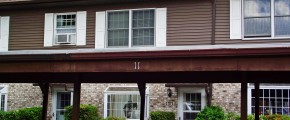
72 80 81 120
138 82 146 120
254 82 260 120
39 83 49 120
241 82 247 120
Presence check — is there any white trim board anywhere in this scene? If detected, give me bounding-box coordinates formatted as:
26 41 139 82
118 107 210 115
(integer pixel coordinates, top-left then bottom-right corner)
2 43 290 55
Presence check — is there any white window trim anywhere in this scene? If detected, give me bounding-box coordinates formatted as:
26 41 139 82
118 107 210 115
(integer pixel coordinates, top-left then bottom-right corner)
0 85 8 111
103 86 150 120
52 87 73 120
53 12 77 46
105 8 157 48
247 84 290 115
242 0 290 40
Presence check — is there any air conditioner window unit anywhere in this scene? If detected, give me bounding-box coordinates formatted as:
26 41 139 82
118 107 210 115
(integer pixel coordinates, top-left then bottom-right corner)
56 34 76 44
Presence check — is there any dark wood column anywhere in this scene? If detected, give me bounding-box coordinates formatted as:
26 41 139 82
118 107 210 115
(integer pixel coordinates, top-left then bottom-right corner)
254 83 260 120
241 82 247 120
138 82 146 120
72 80 81 120
39 83 49 120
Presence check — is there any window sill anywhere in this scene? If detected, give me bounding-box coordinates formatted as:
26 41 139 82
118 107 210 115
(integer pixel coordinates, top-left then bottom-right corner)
242 37 290 40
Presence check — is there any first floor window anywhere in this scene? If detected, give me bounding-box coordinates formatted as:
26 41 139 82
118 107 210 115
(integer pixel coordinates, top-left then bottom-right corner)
104 87 149 120
243 0 290 38
0 86 8 111
107 9 155 48
249 84 290 115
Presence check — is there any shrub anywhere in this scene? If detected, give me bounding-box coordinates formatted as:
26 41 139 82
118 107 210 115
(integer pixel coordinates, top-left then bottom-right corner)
65 104 99 120
247 114 290 120
101 116 126 120
195 106 226 120
226 112 240 120
0 107 42 120
150 111 175 120
17 107 42 120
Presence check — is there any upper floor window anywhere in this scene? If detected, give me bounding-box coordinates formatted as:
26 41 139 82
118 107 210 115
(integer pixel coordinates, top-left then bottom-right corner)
95 8 166 49
243 0 290 38
107 9 155 48
44 11 86 47
55 13 77 44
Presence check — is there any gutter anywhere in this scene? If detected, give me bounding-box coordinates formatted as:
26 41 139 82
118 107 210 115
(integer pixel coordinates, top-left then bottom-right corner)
1 47 290 62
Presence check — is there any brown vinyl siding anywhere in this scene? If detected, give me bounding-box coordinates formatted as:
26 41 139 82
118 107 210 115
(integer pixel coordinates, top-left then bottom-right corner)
166 0 212 46
0 0 212 50
215 0 290 44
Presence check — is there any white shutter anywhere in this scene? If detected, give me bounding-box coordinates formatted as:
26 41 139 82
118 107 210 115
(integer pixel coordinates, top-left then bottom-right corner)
95 11 106 49
77 11 87 46
44 13 54 47
230 0 242 39
0 16 9 51
156 8 167 47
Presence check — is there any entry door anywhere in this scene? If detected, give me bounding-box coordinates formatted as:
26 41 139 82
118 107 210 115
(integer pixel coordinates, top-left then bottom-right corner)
178 88 206 120
52 91 73 120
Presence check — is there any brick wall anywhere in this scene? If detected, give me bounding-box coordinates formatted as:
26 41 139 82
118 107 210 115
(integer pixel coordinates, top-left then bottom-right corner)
6 83 43 111
1 83 242 118
211 83 241 114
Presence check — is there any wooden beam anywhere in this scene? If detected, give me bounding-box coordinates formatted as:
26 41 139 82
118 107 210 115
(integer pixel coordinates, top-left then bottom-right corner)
137 82 146 120
72 78 81 120
39 83 49 120
254 83 260 120
241 81 247 120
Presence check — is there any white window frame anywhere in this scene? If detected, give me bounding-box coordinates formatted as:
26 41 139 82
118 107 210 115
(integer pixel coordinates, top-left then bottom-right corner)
0 85 8 111
105 8 156 48
242 0 290 40
178 87 207 120
53 12 77 45
247 84 290 115
104 86 150 120
52 87 73 120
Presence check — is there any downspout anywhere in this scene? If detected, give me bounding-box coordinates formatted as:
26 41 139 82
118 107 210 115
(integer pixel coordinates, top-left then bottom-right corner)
211 0 216 45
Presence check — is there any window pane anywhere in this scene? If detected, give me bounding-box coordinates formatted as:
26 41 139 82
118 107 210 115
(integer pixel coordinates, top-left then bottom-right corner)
108 11 129 47
107 94 140 119
1 95 5 111
244 0 271 38
183 112 198 120
108 30 129 47
244 17 271 37
132 28 154 46
132 10 155 46
274 17 290 36
57 92 71 109
275 0 290 16
244 0 271 17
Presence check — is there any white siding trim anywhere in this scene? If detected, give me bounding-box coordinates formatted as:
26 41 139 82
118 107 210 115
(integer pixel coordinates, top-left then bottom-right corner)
155 8 167 47
230 0 242 39
95 11 106 49
44 13 54 47
0 16 9 51
76 11 87 46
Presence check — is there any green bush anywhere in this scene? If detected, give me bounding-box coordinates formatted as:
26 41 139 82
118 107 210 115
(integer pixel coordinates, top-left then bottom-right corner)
17 107 42 120
150 111 175 120
101 116 126 120
195 106 226 120
247 114 290 120
0 107 42 120
226 112 240 120
65 104 99 120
